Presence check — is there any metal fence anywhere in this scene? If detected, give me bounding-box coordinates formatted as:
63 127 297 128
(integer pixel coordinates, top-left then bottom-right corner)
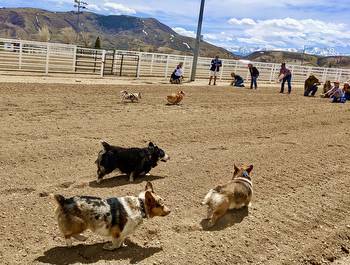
0 37 349 83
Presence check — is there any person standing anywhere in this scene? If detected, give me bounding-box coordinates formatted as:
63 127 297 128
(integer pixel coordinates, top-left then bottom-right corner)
209 55 222 85
279 63 292 94
248 63 259 89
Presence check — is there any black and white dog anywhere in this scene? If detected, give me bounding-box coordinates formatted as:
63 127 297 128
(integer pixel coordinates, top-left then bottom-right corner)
120 90 142 103
95 141 170 183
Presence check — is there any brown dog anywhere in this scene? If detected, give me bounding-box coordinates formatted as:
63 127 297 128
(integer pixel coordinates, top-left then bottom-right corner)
202 164 253 227
167 91 185 105
52 182 170 250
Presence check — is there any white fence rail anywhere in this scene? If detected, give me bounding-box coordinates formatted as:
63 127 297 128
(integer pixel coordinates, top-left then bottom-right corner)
0 37 349 83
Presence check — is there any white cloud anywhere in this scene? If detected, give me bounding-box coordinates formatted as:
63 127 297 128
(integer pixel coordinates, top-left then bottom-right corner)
228 18 256 26
172 27 196 38
103 2 136 15
88 4 102 11
227 17 350 49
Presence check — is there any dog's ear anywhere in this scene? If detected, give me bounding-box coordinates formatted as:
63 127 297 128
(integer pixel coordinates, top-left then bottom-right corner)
246 165 253 174
145 181 154 192
148 142 155 148
234 164 239 174
145 191 155 207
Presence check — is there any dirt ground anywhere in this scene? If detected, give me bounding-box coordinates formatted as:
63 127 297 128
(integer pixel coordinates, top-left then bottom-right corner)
0 82 349 265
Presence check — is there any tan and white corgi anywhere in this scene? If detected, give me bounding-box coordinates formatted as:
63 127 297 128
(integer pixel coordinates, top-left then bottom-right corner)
202 164 253 227
52 182 170 250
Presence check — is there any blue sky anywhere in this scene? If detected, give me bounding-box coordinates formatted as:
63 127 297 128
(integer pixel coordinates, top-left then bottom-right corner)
1 0 350 55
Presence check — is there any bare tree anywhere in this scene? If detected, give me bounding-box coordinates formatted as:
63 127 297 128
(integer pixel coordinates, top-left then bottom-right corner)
61 27 77 44
80 31 92 47
38 25 50 42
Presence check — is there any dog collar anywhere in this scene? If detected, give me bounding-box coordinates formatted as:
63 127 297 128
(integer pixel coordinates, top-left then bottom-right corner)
139 198 147 218
234 177 253 187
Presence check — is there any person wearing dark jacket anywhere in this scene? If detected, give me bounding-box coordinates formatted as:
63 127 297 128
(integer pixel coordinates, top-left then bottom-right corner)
209 55 222 85
248 63 259 89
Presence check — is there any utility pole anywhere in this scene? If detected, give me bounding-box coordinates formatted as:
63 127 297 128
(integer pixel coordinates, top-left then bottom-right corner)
190 0 205 81
74 0 88 34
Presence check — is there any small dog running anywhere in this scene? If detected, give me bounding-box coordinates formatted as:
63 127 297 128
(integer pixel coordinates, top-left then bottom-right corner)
95 141 170 183
166 91 185 105
202 164 253 227
52 182 170 250
120 90 142 103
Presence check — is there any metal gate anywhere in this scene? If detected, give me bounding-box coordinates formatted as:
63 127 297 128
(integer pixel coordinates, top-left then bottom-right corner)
103 51 139 77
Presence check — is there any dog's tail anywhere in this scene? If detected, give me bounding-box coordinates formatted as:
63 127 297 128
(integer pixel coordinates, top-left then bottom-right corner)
100 140 111 151
201 189 215 205
50 194 66 207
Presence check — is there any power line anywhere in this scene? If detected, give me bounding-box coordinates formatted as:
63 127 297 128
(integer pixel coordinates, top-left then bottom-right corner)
74 0 88 33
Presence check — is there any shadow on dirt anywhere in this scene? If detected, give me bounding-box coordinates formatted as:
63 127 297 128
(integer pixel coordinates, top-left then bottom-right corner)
200 206 249 231
89 174 165 188
35 240 162 265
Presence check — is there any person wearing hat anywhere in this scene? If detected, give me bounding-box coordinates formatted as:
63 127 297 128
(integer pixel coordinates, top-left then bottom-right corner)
279 63 292 94
325 81 345 103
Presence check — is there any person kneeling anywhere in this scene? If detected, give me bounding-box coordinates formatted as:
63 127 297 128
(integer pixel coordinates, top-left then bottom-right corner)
230 72 245 87
304 75 320 97
170 62 184 84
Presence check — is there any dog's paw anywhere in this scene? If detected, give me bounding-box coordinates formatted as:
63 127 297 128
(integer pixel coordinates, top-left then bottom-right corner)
96 179 102 184
103 243 118 251
73 234 88 241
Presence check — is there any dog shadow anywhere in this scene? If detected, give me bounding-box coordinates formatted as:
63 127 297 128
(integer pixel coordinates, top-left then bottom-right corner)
89 174 165 188
200 207 249 231
35 240 162 265
165 103 182 106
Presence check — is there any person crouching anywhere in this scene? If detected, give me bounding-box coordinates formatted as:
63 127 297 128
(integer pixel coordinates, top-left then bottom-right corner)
304 75 320 97
230 72 245 87
170 62 184 84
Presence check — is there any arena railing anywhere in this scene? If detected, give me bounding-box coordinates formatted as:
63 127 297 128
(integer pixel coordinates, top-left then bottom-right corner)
0 37 349 83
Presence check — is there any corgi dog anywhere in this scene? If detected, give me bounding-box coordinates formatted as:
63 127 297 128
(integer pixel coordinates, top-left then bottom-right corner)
120 90 142 103
166 91 185 105
202 164 253 227
52 182 170 250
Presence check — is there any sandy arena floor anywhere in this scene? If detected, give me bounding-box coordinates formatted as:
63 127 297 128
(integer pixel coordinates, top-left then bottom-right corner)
0 82 349 265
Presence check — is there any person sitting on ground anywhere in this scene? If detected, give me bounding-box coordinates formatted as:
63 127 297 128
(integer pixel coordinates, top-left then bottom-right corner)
320 80 332 98
304 75 320 97
325 81 346 103
343 82 350 100
170 62 184 84
230 72 244 87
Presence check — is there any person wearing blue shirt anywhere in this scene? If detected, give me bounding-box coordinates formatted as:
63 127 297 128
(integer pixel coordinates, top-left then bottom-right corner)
209 55 222 85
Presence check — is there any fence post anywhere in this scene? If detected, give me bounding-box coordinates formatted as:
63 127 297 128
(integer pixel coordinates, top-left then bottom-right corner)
269 64 274 83
18 41 23 70
164 55 170 79
220 60 224 80
100 50 106 77
45 43 50 75
322 68 327 83
136 53 142 79
72 46 77 72
150 54 154 74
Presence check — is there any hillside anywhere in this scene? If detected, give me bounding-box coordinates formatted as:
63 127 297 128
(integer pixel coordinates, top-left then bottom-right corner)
0 7 236 58
245 51 350 68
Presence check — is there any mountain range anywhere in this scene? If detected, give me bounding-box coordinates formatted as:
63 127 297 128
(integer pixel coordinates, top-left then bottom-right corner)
0 7 349 68
0 7 235 58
